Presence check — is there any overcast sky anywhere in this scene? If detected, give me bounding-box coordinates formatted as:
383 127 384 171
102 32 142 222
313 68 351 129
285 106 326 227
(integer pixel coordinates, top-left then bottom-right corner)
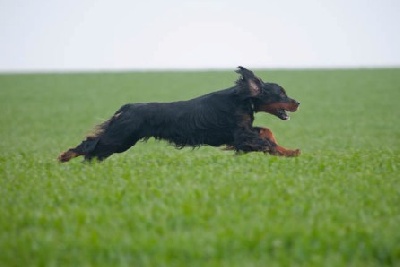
1 0 399 71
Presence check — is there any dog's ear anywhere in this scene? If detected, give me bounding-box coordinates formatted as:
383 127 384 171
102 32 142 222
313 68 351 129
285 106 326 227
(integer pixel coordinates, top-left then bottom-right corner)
235 66 262 96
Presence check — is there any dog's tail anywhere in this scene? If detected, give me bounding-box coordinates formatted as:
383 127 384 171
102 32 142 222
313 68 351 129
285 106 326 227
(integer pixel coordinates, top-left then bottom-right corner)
57 109 122 163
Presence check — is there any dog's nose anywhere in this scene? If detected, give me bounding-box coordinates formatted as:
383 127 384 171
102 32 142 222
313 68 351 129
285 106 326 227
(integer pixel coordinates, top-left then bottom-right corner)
296 101 300 106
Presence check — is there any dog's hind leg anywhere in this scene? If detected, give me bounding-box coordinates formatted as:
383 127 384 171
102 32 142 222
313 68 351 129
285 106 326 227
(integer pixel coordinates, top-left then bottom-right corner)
59 129 140 163
81 114 143 162
82 135 140 162
58 110 127 163
58 136 100 163
58 104 143 163
255 127 300 157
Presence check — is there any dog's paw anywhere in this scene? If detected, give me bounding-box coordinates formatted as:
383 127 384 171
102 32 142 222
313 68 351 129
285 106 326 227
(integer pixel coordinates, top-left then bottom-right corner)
58 151 78 163
285 149 301 157
292 149 301 157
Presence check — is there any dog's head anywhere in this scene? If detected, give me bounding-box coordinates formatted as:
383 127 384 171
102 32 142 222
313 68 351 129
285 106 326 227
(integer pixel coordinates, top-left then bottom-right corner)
235 66 300 120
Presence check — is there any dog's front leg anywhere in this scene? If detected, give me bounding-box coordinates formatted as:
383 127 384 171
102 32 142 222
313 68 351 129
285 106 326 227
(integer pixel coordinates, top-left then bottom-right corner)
255 127 300 157
233 128 276 153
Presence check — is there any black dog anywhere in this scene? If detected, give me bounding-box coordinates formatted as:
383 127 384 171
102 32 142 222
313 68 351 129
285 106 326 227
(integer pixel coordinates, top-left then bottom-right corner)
58 67 300 163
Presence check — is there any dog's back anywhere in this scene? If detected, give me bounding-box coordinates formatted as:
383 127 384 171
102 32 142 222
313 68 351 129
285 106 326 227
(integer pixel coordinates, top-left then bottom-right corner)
113 87 250 147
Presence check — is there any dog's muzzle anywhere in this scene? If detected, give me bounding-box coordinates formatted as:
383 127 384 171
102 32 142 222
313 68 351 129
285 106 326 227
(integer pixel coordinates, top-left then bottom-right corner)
257 101 300 120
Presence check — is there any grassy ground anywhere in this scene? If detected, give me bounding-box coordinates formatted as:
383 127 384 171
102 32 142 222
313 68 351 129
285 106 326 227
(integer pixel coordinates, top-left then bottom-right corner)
0 69 399 266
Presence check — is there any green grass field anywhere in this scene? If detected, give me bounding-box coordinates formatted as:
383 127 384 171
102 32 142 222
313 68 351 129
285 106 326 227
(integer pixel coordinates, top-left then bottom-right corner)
1 69 399 266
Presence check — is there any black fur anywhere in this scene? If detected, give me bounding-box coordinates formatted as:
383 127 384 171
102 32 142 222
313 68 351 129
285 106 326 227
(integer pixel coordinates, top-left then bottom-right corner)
58 67 300 162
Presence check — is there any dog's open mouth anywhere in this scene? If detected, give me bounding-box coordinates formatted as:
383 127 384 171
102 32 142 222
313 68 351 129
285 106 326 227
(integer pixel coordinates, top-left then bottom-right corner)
256 102 299 121
276 109 290 120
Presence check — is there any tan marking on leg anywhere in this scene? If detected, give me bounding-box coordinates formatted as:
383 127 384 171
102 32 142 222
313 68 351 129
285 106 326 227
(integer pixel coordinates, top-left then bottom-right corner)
58 150 79 163
258 127 301 157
